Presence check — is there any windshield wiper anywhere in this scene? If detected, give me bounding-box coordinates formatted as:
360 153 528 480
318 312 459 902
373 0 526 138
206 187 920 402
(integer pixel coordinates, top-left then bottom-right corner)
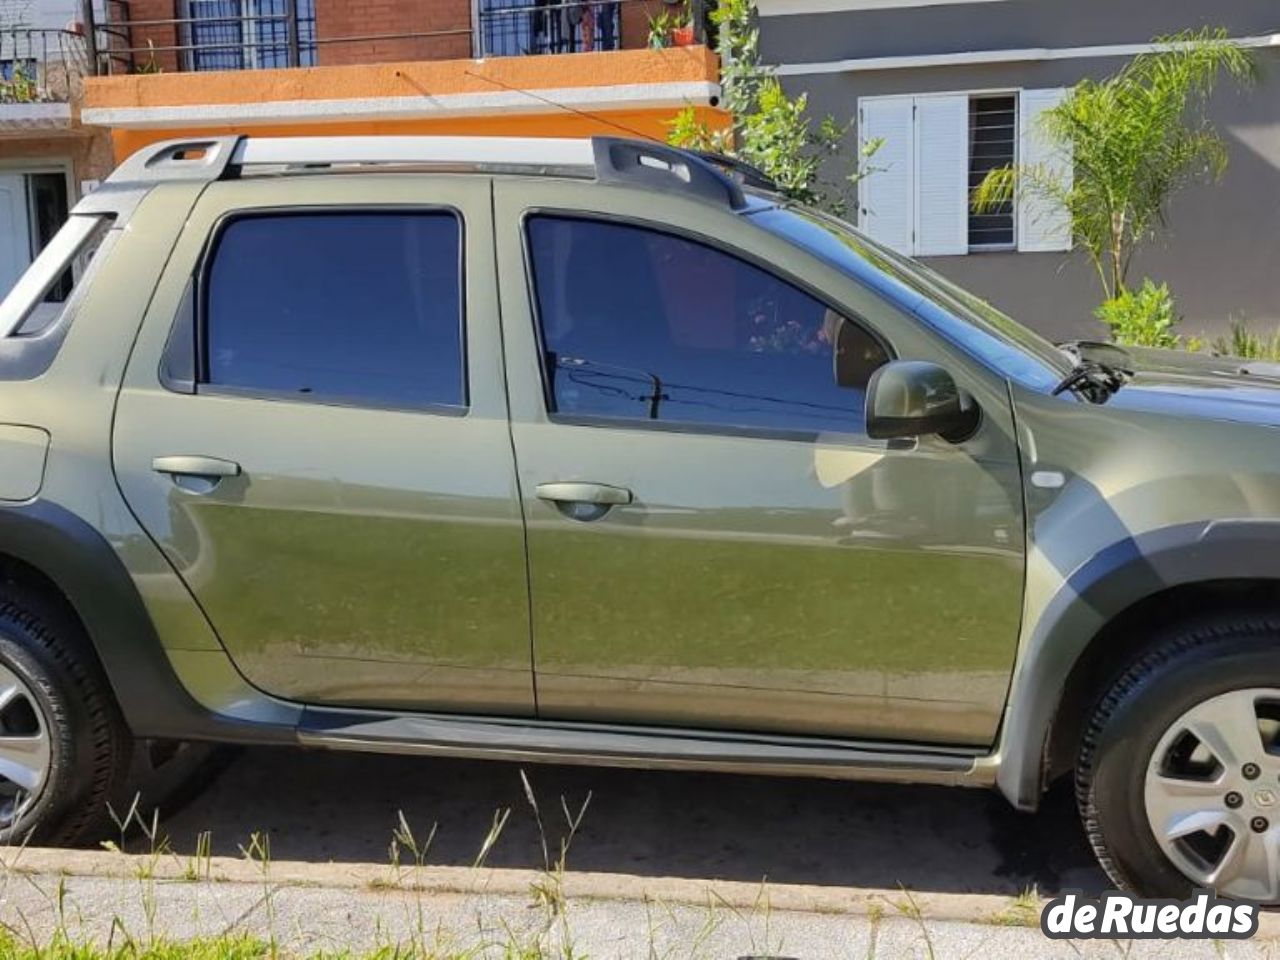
1052 360 1132 403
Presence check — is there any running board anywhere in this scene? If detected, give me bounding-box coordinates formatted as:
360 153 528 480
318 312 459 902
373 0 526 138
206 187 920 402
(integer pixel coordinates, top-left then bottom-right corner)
297 709 994 788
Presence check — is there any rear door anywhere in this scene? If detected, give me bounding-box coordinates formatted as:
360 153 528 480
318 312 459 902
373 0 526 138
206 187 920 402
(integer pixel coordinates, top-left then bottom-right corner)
112 175 534 715
493 179 1026 745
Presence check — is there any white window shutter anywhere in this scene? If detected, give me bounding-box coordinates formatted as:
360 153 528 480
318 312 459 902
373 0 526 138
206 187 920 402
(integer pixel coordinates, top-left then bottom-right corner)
1017 88 1072 253
858 98 915 255
913 95 969 256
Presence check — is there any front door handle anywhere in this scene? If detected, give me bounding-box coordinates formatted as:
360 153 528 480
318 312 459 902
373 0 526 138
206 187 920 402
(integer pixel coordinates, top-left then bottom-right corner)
152 455 242 479
535 482 633 506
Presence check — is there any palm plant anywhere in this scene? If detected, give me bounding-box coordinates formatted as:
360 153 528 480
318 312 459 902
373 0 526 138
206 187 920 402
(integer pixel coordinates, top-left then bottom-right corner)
973 28 1256 302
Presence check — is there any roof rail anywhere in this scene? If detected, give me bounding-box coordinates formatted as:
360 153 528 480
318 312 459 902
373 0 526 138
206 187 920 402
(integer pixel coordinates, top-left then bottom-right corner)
231 135 596 169
690 150 780 194
106 137 242 186
592 138 747 210
105 135 752 210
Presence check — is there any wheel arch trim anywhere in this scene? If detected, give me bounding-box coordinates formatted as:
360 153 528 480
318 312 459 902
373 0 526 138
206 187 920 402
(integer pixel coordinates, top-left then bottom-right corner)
996 519 1280 809
0 499 294 744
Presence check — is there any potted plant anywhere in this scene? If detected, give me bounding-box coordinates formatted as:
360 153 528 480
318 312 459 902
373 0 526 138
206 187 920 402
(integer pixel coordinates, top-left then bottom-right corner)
671 14 695 46
648 5 695 48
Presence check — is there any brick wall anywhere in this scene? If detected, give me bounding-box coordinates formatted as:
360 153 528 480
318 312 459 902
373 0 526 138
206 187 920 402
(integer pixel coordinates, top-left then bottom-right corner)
1 130 116 187
314 0 471 66
107 0 684 73
108 0 182 74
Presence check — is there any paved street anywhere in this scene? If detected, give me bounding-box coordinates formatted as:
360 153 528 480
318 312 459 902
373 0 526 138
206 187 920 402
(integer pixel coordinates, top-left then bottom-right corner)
150 746 1105 897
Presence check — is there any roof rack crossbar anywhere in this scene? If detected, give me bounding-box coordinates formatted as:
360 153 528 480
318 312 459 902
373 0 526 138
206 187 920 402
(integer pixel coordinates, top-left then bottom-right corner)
105 135 755 211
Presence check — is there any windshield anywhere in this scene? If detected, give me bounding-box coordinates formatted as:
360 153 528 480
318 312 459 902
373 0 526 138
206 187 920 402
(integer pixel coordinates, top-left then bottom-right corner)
750 202 1073 391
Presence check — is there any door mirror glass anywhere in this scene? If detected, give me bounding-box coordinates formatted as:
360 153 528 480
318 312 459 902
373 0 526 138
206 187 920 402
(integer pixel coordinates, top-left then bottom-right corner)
865 360 980 442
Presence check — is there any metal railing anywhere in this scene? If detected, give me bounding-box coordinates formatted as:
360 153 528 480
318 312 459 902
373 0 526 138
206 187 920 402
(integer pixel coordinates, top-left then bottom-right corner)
81 0 703 76
0 28 90 103
478 0 622 57
85 0 473 75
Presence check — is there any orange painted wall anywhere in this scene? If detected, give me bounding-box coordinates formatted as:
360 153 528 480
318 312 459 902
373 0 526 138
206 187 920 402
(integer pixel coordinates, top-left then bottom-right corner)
108 105 729 163
87 46 720 109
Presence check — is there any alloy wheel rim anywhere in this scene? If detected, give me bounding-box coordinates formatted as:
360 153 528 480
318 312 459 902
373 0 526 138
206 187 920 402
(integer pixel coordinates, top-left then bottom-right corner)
1144 688 1280 902
0 662 50 829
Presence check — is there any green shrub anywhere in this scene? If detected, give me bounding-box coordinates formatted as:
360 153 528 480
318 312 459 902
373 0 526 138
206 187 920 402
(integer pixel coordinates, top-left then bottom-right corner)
1211 318 1280 360
1094 279 1182 348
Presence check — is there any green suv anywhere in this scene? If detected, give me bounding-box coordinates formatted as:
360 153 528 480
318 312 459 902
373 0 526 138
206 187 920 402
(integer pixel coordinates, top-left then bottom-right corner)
0 135 1278 900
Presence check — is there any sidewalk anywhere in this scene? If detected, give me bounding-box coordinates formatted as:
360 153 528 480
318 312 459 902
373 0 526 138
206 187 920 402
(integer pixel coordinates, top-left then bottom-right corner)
0 848 1276 958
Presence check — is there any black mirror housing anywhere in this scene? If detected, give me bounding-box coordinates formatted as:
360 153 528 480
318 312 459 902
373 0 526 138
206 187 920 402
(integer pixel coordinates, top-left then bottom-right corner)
865 360 980 443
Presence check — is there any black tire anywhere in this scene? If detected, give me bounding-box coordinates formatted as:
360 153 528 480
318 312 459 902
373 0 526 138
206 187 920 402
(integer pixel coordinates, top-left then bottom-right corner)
1077 614 1280 900
0 584 130 846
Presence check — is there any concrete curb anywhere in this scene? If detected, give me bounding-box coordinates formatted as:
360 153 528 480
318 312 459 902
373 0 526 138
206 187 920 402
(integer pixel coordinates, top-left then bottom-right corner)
0 845 1024 923
5 846 1279 938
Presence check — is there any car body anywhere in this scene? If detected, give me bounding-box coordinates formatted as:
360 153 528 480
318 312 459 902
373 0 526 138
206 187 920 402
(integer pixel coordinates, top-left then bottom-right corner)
0 135 1277 899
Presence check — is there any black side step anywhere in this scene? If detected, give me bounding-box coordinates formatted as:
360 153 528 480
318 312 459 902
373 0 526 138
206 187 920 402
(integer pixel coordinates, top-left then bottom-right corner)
298 708 989 786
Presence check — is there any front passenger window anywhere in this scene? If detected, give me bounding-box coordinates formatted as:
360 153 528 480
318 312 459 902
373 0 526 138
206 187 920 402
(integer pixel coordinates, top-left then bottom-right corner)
526 216 889 435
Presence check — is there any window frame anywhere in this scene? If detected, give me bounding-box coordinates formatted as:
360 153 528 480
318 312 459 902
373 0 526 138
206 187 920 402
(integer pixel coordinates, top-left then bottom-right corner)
518 207 897 444
190 205 470 416
182 0 318 72
857 87 1026 257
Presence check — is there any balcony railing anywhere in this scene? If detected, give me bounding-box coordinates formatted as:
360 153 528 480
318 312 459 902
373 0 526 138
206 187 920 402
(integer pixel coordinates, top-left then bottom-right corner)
0 28 90 104
83 0 702 75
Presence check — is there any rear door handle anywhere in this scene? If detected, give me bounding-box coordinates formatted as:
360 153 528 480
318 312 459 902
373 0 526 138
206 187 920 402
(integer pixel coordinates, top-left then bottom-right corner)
152 455 242 479
535 481 632 506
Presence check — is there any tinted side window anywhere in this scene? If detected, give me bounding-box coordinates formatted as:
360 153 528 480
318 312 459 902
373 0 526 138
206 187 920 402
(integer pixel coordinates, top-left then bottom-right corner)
526 216 889 435
203 212 464 410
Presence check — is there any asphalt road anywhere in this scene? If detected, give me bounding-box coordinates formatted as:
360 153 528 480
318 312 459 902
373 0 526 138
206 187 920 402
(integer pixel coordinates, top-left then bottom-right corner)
146 746 1107 897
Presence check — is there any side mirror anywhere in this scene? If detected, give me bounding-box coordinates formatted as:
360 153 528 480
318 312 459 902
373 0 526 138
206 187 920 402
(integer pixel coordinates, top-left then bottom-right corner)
865 360 980 443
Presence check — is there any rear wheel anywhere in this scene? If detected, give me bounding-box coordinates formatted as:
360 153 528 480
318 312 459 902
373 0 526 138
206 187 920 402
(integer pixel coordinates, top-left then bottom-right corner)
0 586 129 845
1078 616 1280 902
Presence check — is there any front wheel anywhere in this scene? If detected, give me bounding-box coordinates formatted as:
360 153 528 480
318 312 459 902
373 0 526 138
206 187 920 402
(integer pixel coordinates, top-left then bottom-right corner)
1078 616 1280 902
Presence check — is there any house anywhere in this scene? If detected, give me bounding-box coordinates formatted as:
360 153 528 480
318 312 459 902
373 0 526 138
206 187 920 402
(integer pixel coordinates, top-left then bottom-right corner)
1 0 113 302
759 0 1280 341
80 0 723 171
0 0 724 301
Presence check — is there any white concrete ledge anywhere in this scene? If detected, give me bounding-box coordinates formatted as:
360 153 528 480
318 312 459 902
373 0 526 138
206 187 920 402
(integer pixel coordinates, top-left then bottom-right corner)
82 80 721 130
775 32 1280 76
0 101 74 130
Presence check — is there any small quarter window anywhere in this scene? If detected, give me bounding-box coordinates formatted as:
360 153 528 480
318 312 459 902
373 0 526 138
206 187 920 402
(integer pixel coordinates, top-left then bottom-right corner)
202 212 465 410
526 216 889 435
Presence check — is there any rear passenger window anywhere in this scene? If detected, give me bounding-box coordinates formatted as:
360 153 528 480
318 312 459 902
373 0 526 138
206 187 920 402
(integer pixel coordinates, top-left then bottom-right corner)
202 212 464 410
526 216 890 435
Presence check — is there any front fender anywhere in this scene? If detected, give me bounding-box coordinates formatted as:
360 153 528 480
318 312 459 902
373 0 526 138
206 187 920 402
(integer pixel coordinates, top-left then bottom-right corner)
995 519 1280 809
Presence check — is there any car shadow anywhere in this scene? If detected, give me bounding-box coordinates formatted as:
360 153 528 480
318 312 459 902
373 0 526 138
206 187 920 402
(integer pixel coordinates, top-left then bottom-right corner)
146 747 1106 897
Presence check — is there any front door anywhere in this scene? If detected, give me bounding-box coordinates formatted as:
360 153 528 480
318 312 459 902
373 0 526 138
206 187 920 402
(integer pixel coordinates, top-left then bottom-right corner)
494 181 1026 745
0 174 31 300
113 177 534 715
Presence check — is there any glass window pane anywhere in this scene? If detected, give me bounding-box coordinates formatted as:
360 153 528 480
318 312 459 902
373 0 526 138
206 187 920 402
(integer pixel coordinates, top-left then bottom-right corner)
204 212 465 410
527 216 888 435
968 94 1017 250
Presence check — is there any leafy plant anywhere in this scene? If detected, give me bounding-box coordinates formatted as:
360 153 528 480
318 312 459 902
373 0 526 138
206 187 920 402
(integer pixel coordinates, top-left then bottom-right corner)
666 0 880 214
1094 278 1182 348
973 27 1256 303
0 65 39 104
647 8 689 49
136 40 164 75
1211 317 1280 360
